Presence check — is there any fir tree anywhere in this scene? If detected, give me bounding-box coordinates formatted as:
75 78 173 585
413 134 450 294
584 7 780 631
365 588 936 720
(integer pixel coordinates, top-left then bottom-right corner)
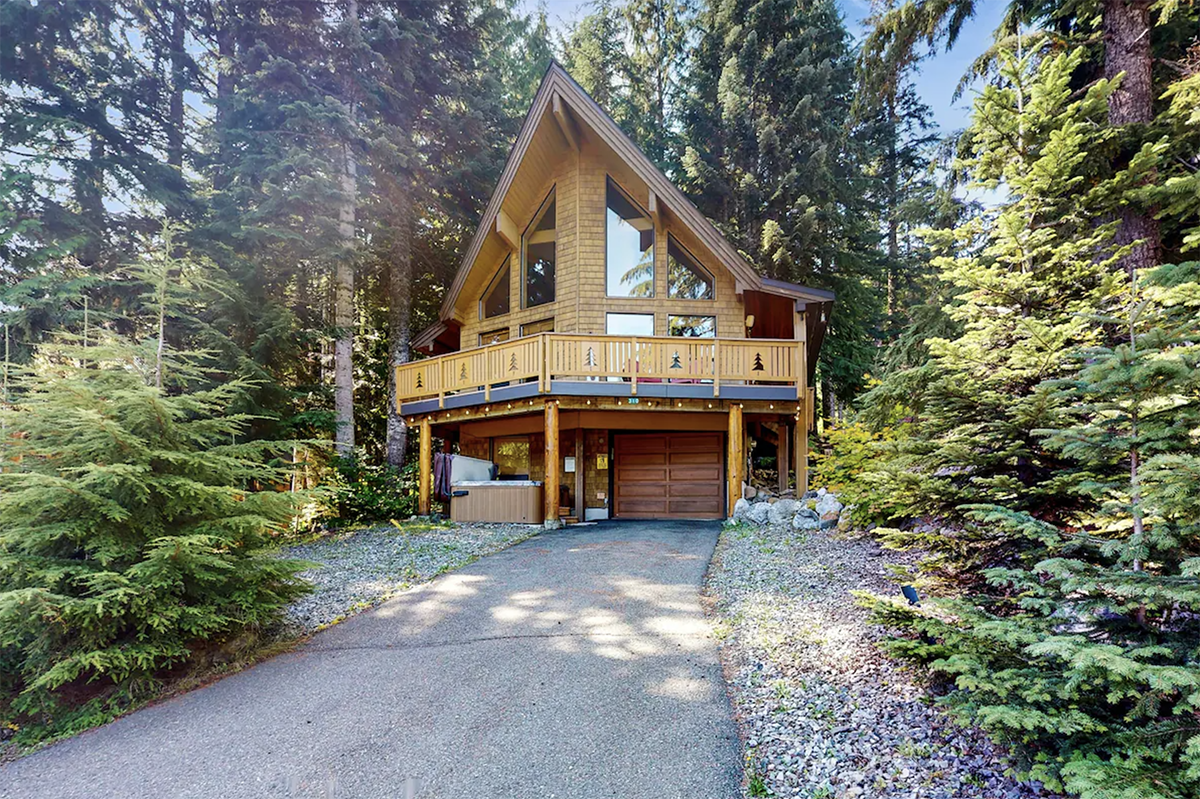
866 261 1200 798
0 326 310 720
856 46 1161 575
679 0 884 403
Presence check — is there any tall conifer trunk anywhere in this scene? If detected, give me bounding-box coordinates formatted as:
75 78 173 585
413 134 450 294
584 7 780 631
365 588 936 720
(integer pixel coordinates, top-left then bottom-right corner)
1104 0 1160 273
334 138 357 457
333 0 360 457
386 181 413 468
167 6 185 182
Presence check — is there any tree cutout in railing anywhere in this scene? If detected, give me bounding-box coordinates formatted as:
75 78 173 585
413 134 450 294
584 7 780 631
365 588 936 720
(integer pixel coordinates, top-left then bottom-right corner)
459 363 468 382
585 346 597 368
509 353 518 372
752 352 765 371
415 371 423 389
670 352 682 369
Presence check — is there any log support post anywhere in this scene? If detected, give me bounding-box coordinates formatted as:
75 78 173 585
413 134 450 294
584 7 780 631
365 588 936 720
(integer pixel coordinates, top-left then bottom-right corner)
418 418 432 515
544 401 560 528
778 421 790 494
574 427 584 521
796 415 808 496
727 403 744 518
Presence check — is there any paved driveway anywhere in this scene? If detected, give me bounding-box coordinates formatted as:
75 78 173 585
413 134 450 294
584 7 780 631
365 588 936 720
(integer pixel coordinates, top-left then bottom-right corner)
0 521 741 799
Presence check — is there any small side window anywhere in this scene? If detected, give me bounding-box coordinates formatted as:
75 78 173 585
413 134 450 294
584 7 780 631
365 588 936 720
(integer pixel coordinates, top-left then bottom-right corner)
479 327 510 346
521 318 554 336
668 315 716 337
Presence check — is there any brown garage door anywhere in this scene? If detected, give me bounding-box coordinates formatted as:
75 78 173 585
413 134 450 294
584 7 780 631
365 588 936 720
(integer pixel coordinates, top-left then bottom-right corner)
613 433 725 519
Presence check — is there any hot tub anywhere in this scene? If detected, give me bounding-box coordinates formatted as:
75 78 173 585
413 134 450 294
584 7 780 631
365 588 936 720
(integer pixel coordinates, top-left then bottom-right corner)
449 481 544 524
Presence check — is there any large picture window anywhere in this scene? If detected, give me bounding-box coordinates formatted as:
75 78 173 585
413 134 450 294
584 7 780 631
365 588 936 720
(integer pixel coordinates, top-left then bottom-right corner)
523 189 556 308
606 178 655 297
481 256 510 319
667 236 714 300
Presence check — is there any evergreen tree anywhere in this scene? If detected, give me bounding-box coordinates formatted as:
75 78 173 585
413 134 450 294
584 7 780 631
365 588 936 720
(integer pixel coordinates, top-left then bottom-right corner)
855 46 1159 559
560 0 634 122
0 255 310 723
679 0 883 402
867 261 1200 798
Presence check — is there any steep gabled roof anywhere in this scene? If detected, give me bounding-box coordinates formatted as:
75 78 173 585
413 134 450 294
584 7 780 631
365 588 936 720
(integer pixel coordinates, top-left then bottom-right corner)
437 61 834 323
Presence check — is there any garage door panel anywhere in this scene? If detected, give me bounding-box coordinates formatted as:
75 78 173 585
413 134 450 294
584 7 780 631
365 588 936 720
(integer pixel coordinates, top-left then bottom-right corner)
619 482 670 497
669 466 722 482
669 450 721 465
619 498 669 515
667 479 720 491
669 498 723 515
614 432 724 520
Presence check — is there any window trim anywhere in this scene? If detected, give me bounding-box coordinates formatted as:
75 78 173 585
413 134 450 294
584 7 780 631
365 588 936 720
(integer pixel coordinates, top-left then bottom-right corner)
521 187 557 309
479 255 511 320
605 176 656 299
666 234 715 301
667 314 717 338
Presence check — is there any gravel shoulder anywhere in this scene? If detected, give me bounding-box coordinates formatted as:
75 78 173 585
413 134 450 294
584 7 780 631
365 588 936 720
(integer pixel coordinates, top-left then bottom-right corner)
705 520 1060 799
281 520 540 631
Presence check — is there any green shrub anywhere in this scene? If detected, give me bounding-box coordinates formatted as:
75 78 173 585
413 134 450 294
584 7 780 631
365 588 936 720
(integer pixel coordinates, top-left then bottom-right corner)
322 456 418 526
0 334 311 722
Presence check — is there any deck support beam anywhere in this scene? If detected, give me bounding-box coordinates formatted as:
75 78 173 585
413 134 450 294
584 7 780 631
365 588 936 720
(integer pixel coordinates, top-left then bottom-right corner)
418 418 432 515
727 403 744 517
544 401 560 528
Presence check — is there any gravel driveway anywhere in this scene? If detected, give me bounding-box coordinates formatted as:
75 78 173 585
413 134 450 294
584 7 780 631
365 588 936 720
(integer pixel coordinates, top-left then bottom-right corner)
0 521 740 799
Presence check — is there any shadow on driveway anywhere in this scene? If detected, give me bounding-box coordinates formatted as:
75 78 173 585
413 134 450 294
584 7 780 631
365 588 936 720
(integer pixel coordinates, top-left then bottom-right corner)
0 520 741 799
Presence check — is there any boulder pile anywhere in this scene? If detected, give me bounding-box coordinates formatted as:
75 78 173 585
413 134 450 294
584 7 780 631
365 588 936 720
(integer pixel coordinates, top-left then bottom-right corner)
731 487 851 531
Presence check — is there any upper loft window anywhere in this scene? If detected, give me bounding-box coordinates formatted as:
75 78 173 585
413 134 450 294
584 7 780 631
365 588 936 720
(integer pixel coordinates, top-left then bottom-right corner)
523 189 556 308
606 177 655 297
667 236 714 300
481 256 511 319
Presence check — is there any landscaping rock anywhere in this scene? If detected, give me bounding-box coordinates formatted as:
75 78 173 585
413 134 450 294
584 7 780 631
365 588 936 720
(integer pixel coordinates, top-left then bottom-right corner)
768 498 800 526
733 498 751 521
746 502 771 526
793 507 820 530
815 492 843 517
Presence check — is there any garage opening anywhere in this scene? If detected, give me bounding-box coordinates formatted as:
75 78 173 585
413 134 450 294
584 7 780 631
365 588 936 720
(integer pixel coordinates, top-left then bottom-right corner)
612 432 725 519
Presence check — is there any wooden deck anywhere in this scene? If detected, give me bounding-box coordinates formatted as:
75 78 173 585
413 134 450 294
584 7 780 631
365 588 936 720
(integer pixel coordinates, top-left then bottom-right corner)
395 333 806 409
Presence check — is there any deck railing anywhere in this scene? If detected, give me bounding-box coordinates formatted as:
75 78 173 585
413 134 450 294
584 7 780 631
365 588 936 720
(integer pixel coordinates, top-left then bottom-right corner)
396 333 805 407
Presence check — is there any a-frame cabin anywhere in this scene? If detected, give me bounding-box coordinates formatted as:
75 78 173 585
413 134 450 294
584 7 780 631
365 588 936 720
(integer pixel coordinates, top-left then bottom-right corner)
398 62 834 525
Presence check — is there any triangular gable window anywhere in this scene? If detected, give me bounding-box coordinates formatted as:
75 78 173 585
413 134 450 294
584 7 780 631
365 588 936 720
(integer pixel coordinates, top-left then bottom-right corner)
481 256 511 319
523 189 556 308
